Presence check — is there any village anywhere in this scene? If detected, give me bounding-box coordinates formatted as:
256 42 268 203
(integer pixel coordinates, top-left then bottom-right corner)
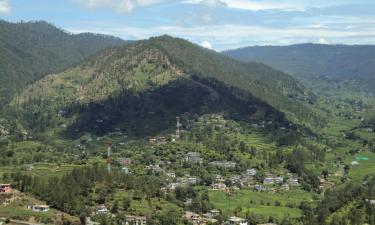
0 114 346 225
1 144 333 225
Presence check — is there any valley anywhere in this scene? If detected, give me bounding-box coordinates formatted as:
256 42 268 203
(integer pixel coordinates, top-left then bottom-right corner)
0 21 374 225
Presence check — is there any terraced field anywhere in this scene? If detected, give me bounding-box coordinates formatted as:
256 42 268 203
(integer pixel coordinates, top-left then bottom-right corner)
209 189 317 219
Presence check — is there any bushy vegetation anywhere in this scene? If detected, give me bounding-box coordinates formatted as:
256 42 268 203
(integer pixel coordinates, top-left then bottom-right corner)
0 20 125 107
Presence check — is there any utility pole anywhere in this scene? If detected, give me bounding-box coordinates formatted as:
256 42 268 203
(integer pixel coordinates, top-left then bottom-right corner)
105 140 112 173
176 116 181 141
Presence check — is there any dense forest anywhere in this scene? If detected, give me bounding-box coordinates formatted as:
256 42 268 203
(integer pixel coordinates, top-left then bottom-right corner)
9 36 321 137
0 20 126 107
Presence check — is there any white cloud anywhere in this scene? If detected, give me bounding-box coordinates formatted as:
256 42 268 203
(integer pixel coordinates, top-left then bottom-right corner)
67 22 375 50
317 38 331 44
200 0 226 7
185 0 305 11
76 0 162 13
224 0 304 11
201 40 213 49
0 0 11 14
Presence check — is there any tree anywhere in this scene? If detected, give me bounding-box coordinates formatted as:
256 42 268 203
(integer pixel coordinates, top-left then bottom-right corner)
234 206 242 216
111 200 119 214
123 197 131 211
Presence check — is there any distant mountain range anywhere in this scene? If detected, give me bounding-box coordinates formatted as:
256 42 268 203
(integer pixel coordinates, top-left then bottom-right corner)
224 44 375 80
9 35 319 136
0 20 127 107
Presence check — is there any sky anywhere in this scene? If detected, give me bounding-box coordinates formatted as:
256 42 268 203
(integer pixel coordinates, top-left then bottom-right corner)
0 0 375 50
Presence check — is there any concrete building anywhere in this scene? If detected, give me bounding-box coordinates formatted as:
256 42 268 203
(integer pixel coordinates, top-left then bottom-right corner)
185 152 203 164
95 205 109 214
117 158 132 166
122 167 129 174
227 216 248 225
0 184 11 193
209 161 236 168
27 205 50 212
125 215 147 225
210 183 227 190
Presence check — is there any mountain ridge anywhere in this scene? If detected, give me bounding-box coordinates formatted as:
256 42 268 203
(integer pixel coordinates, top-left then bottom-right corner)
0 20 127 108
224 43 375 80
9 35 321 135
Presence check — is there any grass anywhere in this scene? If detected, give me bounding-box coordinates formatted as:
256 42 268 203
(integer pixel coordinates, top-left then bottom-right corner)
209 189 316 219
0 163 86 182
346 151 375 182
109 189 183 216
0 205 54 220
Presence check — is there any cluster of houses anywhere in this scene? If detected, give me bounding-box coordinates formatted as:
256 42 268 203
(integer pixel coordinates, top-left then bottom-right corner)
165 175 199 191
184 210 250 225
184 211 278 225
113 152 301 194
184 210 219 225
94 205 146 225
207 169 300 193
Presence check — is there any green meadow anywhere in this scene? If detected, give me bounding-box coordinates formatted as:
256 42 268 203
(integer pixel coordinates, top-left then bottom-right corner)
209 189 317 219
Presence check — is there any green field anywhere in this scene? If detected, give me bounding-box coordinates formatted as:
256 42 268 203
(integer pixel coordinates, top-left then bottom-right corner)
209 189 317 219
107 189 183 216
0 163 87 182
347 152 375 182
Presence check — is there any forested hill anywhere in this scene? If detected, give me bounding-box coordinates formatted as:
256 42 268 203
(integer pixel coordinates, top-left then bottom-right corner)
224 44 375 80
0 20 126 107
12 36 321 134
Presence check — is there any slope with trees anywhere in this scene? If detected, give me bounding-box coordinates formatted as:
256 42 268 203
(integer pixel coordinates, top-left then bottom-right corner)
0 20 126 107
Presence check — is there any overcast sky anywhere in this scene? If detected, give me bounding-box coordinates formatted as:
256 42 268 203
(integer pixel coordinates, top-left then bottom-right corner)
1 0 375 50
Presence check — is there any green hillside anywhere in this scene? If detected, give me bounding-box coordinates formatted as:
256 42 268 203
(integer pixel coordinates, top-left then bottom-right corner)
0 20 126 107
10 36 320 137
224 44 375 80
224 44 375 98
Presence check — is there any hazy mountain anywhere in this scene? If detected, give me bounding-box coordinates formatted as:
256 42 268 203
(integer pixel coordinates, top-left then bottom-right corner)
10 36 319 136
224 44 375 80
0 20 127 107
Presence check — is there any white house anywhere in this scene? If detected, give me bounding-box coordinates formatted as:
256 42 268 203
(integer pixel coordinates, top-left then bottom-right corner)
245 169 257 176
125 215 147 225
95 205 109 214
122 167 129 174
27 205 50 212
210 183 227 190
227 216 248 225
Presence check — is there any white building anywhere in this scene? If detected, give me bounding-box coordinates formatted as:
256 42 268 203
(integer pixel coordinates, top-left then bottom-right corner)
27 205 50 212
122 167 129 174
210 183 227 190
95 205 109 214
125 215 147 225
227 216 248 225
245 169 257 176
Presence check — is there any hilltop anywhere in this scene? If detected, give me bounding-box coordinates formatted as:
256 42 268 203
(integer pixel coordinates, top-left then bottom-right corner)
0 20 127 107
